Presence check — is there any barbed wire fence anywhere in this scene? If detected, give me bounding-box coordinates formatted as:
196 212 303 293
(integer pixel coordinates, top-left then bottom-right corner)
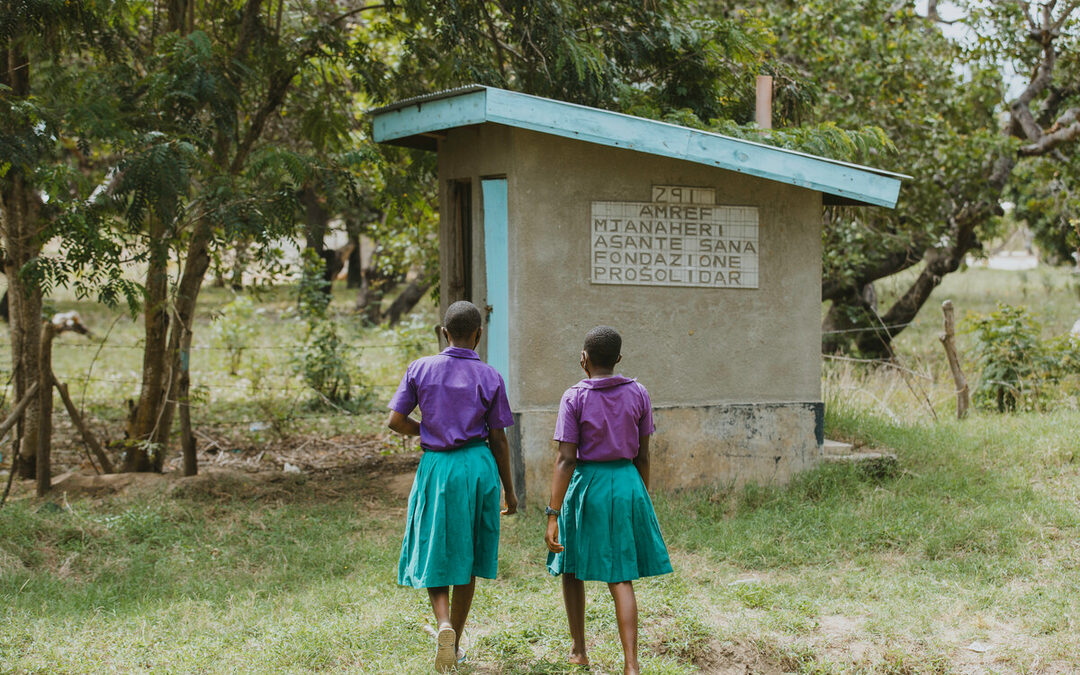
1 319 1075 443
0 339 424 439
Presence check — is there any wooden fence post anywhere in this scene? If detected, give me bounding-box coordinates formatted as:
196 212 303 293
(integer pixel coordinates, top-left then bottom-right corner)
940 300 971 419
36 322 57 496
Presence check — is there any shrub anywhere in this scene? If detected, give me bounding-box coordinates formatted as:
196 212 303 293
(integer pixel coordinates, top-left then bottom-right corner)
296 319 354 404
211 294 256 375
292 248 373 410
968 304 1080 412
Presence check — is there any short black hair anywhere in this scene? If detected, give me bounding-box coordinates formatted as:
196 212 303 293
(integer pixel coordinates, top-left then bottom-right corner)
443 301 482 339
583 325 621 369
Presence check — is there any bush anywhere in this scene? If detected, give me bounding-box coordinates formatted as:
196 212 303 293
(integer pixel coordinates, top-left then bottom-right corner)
292 248 372 410
211 294 256 375
968 304 1080 412
296 319 354 404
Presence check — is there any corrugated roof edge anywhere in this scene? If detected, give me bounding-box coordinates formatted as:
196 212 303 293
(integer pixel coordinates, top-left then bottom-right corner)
368 85 911 182
368 85 489 115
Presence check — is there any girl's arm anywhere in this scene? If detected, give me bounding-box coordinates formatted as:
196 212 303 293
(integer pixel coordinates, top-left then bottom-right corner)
387 410 420 436
633 434 651 490
488 428 517 515
545 441 578 553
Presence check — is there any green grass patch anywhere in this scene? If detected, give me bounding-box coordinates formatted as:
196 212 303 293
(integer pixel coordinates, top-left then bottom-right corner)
3 401 1080 672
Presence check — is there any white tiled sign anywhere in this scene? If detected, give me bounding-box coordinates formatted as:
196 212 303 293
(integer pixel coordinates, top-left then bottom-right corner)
590 197 759 289
651 185 715 204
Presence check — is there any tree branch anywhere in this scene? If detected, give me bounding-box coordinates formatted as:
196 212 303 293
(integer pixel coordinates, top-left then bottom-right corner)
230 69 293 174
822 244 923 301
1018 1 1037 31
1036 83 1080 126
478 1 507 78
1019 107 1080 155
1051 0 1080 31
922 0 960 24
232 0 264 62
328 3 386 26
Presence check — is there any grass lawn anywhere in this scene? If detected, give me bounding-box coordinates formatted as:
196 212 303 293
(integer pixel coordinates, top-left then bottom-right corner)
0 263 1078 673
2 403 1079 673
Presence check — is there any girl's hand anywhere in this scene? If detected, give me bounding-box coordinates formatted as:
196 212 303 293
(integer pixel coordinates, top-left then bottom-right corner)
502 493 518 516
545 517 563 553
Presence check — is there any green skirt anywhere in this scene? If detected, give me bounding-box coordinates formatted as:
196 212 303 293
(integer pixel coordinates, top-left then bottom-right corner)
398 441 501 588
547 459 673 583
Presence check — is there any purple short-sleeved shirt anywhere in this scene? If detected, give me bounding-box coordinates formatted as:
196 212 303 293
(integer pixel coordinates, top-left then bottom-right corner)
553 375 655 462
389 346 514 451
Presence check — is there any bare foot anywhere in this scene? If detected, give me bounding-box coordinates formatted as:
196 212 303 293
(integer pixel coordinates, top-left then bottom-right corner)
568 650 589 666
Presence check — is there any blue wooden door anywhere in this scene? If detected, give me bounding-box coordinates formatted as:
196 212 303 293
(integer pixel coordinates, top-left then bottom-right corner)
482 178 510 382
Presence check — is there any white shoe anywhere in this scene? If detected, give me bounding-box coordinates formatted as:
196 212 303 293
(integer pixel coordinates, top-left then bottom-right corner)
434 625 456 672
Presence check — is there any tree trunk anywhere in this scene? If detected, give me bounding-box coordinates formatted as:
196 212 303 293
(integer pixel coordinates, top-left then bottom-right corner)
385 280 431 326
849 157 1010 358
124 230 170 471
229 240 249 291
301 185 333 301
1 171 44 480
152 220 213 472
0 46 42 479
821 287 875 354
346 225 363 289
358 266 399 324
178 321 196 477
301 185 329 255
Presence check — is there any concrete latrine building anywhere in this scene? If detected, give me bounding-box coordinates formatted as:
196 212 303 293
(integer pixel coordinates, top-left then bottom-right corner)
371 85 904 502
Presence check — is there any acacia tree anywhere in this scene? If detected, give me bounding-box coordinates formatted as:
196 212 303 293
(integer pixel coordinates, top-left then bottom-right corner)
115 0 370 471
21 0 369 472
725 0 1080 356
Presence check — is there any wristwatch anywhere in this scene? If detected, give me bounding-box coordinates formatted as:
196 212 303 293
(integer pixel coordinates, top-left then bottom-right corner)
544 506 560 517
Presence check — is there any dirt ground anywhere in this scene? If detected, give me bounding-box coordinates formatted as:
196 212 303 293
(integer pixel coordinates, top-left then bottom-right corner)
3 420 421 504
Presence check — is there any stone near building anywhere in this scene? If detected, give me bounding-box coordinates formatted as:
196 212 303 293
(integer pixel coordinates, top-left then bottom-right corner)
371 86 905 502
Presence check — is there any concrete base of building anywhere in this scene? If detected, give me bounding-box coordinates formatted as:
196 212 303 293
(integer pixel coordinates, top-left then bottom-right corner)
509 401 825 504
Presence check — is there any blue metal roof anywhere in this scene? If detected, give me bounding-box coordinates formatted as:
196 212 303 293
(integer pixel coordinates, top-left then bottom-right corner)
371 86 906 208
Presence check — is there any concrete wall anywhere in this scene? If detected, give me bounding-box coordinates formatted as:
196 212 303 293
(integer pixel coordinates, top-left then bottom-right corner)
437 125 824 501
516 403 823 499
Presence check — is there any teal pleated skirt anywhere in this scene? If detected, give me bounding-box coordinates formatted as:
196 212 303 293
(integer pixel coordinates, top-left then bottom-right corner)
547 459 672 583
398 441 501 588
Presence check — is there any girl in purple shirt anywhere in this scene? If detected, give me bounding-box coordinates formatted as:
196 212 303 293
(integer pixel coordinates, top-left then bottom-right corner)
544 326 672 675
388 301 517 672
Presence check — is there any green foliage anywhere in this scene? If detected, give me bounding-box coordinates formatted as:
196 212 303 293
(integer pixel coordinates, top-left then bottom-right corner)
293 249 371 409
703 0 1080 355
967 304 1080 412
363 0 772 122
295 319 357 407
1008 157 1080 265
752 0 1007 280
297 248 331 322
392 312 435 365
211 295 257 375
